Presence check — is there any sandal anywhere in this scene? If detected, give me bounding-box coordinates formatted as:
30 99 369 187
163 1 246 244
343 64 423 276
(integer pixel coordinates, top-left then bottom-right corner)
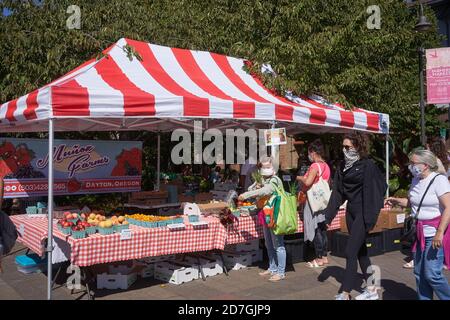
306 260 323 268
403 261 414 269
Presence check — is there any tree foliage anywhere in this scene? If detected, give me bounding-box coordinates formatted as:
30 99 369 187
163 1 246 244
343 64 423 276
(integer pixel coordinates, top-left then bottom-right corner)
0 0 446 187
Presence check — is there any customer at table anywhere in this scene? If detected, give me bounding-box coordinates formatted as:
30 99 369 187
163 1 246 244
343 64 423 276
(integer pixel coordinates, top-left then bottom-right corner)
296 139 331 268
238 156 286 282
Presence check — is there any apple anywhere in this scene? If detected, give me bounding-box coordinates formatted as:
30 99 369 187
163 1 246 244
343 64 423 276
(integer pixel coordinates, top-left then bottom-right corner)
118 216 125 223
71 213 79 220
89 213 96 220
104 220 113 228
99 221 106 228
81 213 87 220
122 220 129 225
91 220 99 226
64 211 72 218
95 214 102 221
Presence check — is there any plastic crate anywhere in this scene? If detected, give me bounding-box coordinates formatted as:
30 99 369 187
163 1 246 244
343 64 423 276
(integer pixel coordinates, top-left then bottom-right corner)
219 251 252 270
154 261 199 285
97 227 115 235
188 215 200 223
382 228 403 252
85 226 97 235
137 255 177 264
284 238 306 265
138 264 155 278
57 225 72 235
15 254 47 274
71 230 87 239
331 231 384 258
97 272 137 290
183 255 224 277
229 240 260 252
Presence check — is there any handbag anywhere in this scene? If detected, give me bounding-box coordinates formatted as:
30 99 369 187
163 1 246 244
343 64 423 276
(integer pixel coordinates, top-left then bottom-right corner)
400 174 441 246
306 163 331 213
272 182 298 235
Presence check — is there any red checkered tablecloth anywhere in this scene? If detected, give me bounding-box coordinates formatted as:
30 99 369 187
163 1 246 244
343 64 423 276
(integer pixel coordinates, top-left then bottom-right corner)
11 205 387 267
11 215 48 256
224 209 345 245
11 215 228 267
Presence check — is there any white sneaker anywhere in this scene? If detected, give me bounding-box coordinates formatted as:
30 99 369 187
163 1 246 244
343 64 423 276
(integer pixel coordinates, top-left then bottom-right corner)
335 293 351 300
355 288 379 300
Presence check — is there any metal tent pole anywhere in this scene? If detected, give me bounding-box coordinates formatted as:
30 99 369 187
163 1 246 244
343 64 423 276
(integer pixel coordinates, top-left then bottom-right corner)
386 134 389 198
47 118 55 300
156 133 161 191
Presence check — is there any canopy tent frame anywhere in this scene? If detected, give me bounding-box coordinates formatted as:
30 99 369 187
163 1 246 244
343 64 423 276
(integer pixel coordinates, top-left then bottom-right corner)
0 38 391 300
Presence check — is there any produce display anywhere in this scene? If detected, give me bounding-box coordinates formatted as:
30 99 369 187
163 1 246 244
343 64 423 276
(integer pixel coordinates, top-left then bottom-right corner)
57 212 94 238
125 213 184 228
57 211 130 237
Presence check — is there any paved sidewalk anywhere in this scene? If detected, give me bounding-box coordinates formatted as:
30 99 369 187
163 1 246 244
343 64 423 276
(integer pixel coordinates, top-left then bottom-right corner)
1 244 449 300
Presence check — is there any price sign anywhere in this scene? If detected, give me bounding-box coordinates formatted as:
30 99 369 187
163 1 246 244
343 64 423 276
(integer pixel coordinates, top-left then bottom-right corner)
120 229 132 240
18 224 25 237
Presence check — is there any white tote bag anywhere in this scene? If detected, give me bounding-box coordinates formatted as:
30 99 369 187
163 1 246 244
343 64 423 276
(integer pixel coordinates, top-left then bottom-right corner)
306 163 331 213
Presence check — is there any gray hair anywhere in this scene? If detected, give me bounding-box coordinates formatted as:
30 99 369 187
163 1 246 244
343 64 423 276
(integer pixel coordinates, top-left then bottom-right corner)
259 156 273 166
409 149 439 172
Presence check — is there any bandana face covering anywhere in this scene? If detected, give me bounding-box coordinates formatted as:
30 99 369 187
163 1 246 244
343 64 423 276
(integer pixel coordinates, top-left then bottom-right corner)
343 148 360 172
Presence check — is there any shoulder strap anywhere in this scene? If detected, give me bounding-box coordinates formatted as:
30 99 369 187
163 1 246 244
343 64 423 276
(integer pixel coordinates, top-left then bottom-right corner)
416 174 442 218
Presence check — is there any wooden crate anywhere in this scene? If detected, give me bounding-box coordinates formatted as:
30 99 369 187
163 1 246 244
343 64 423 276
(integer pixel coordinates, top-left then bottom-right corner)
194 192 214 204
130 191 168 200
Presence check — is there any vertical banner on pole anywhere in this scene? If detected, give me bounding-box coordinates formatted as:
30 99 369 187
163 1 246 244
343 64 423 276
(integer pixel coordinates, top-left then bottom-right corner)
426 48 450 104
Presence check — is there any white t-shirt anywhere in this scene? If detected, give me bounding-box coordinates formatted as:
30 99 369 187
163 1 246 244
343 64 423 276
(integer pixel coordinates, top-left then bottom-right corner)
409 172 450 237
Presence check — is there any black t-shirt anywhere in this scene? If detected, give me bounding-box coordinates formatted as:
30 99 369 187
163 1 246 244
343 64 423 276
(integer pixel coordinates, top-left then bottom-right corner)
342 160 365 205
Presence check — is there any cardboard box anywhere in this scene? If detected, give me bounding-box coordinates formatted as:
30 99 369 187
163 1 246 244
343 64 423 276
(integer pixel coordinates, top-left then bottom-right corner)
378 210 406 229
197 201 228 212
340 214 383 234
194 192 214 203
178 195 195 203
130 191 168 200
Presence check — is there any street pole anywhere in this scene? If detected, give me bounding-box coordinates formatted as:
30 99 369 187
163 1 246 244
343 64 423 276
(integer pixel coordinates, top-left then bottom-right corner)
419 47 426 146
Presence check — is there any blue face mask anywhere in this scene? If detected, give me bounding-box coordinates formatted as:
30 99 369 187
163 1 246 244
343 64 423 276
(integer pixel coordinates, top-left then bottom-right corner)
408 164 423 177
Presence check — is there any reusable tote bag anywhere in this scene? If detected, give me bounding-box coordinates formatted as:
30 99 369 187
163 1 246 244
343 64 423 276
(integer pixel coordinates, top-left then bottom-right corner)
306 163 331 213
272 183 298 235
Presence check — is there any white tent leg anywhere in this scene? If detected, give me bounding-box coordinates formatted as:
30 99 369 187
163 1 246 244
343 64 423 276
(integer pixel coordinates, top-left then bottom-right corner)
156 133 161 191
270 122 279 171
47 118 54 300
386 134 389 198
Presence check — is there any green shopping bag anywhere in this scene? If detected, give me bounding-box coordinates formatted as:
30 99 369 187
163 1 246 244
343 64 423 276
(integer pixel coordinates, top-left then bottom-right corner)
271 183 298 235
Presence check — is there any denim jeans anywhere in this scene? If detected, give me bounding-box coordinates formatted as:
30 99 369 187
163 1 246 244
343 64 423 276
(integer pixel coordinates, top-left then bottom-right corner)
414 237 450 300
263 225 286 276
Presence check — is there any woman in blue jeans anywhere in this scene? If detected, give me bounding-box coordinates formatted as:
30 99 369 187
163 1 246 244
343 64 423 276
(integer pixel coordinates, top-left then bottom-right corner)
387 149 450 300
239 156 286 282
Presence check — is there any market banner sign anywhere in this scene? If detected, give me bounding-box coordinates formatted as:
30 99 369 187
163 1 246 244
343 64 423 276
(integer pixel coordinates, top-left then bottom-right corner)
0 138 142 198
426 47 450 104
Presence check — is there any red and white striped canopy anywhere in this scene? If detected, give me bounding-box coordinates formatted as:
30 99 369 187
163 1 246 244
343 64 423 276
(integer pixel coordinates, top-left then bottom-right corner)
0 38 389 134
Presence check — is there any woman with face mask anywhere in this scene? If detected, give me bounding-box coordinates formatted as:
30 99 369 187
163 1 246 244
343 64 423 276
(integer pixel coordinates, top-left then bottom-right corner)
297 139 331 267
320 133 387 300
387 149 450 300
239 156 286 282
